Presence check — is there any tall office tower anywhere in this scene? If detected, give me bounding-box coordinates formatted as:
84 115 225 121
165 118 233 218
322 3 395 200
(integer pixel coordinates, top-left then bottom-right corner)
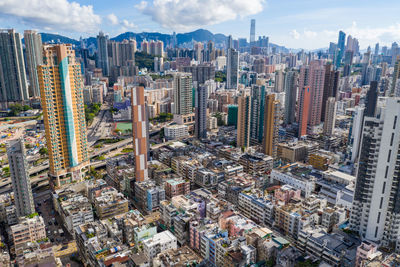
250 19 256 46
237 94 251 148
38 44 89 188
299 60 325 126
374 43 380 55
263 94 280 158
365 81 378 117
343 50 354 76
284 71 298 125
349 106 365 163
274 70 284 92
227 35 233 50
131 86 149 182
298 86 311 138
24 30 43 98
7 138 35 217
195 85 208 139
250 85 266 144
206 41 215 62
323 97 336 136
0 29 28 108
349 98 400 249
336 30 346 68
391 56 400 96
321 63 339 121
227 48 239 89
96 31 109 76
173 73 193 115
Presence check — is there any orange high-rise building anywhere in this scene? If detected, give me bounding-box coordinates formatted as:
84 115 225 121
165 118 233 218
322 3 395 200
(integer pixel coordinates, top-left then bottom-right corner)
131 86 148 182
38 44 89 188
298 86 311 138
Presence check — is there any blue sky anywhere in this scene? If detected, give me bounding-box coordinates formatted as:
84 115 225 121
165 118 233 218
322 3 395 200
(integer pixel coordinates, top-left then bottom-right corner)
0 0 399 49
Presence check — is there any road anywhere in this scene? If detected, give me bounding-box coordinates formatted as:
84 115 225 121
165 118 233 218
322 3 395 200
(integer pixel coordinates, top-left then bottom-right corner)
87 103 113 146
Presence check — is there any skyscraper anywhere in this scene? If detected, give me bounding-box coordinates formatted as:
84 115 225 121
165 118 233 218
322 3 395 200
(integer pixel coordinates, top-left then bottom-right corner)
284 71 298 125
237 94 251 148
195 84 208 139
298 86 311 138
323 97 336 136
131 86 149 182
321 63 339 121
227 48 239 89
96 31 109 76
391 56 400 96
7 138 35 217
250 85 265 144
336 30 346 68
24 30 43 98
299 60 325 127
38 44 89 188
350 97 400 249
0 29 28 108
374 43 380 56
250 19 256 46
173 73 193 115
263 94 280 158
274 70 284 92
365 81 378 117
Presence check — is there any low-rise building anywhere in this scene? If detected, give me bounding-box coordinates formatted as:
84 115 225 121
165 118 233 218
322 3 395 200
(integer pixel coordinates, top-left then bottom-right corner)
53 189 94 234
93 186 129 219
164 124 189 140
153 245 203 267
135 180 166 213
10 215 46 255
143 230 177 260
164 178 190 199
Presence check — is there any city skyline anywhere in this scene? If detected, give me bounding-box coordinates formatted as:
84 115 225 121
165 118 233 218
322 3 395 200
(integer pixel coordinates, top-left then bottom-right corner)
0 0 399 50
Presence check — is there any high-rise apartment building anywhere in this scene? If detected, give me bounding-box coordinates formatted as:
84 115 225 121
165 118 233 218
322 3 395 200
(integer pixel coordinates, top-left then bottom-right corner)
323 97 336 136
96 31 109 76
321 63 339 121
0 29 28 108
227 48 239 89
7 138 35 217
250 85 265 144
132 86 149 182
263 94 280 158
24 30 43 98
274 70 284 92
391 56 400 96
350 97 400 250
195 85 208 139
299 60 325 127
250 19 256 46
298 86 311 138
173 73 193 115
284 71 298 125
38 44 89 188
237 94 251 148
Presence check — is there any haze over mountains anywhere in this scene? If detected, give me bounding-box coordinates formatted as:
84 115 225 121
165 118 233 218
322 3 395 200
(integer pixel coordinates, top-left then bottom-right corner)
38 29 290 52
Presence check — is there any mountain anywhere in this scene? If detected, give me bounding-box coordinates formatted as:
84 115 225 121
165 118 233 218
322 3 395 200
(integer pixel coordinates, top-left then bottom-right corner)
36 29 289 52
39 33 80 45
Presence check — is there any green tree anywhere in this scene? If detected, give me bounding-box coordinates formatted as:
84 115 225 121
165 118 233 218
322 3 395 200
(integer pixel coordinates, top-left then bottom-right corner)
39 147 48 156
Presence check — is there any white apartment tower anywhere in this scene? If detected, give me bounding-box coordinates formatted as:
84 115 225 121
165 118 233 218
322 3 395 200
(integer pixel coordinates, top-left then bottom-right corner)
350 98 400 251
7 138 35 217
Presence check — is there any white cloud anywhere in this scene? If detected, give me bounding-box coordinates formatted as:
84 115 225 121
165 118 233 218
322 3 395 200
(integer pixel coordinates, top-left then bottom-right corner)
107 13 119 25
304 30 317 38
290 29 300 40
0 0 101 33
135 1 148 11
139 0 266 31
122 20 136 29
